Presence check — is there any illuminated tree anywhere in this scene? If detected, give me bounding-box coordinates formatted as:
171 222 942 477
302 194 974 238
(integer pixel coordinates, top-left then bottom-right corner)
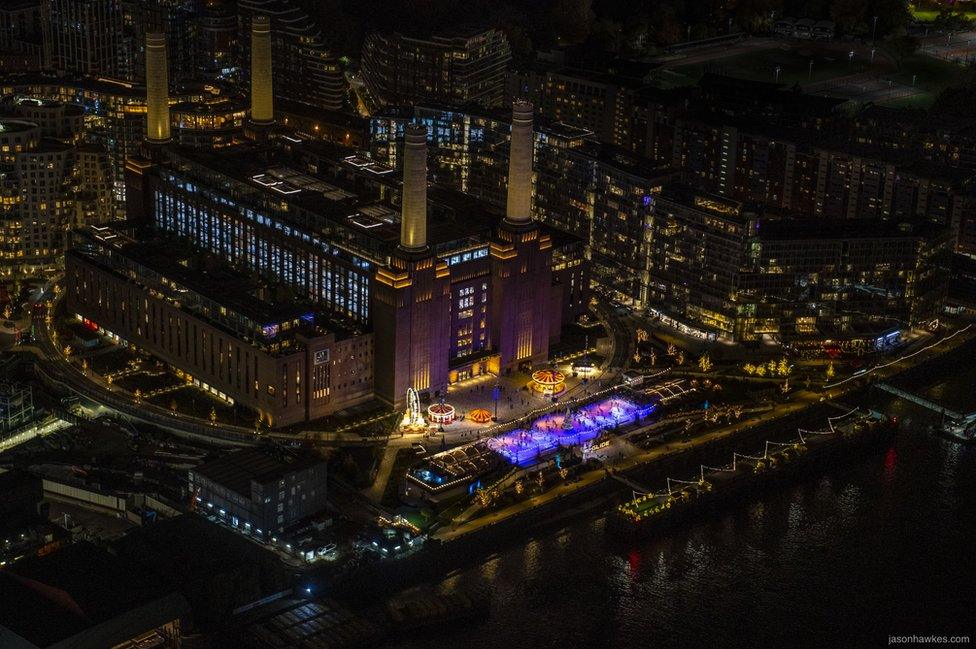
666 343 677 357
767 360 777 375
698 354 713 373
633 351 641 364
2 304 11 319
676 351 685 365
134 388 143 400
743 363 756 375
209 406 218 425
825 362 836 380
649 350 656 366
780 379 790 395
105 374 113 385
636 328 648 344
81 359 88 372
63 345 72 357
755 365 766 377
777 358 791 376
514 480 524 496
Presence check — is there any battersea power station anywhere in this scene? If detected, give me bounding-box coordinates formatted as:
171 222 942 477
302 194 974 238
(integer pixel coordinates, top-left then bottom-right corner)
63 20 588 428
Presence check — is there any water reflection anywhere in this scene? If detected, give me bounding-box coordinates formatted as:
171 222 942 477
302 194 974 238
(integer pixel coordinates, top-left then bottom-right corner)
389 432 975 649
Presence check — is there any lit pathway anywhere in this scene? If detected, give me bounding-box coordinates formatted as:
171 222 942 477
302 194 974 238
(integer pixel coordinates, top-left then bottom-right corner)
363 444 404 504
431 397 813 543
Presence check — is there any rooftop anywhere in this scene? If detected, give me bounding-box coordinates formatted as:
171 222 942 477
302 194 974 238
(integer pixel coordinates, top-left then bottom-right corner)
0 542 188 648
193 447 325 498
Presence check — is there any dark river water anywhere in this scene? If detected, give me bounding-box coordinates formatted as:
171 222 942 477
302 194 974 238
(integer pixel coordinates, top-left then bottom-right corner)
390 379 976 648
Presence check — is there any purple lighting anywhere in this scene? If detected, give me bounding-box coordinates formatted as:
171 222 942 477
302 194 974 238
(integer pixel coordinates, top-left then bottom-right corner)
487 397 655 467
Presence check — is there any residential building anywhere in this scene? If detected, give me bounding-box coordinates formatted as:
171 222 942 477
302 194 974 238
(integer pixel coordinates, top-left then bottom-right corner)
361 27 511 112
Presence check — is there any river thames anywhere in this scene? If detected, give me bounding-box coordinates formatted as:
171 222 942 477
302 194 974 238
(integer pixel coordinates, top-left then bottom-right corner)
391 370 976 648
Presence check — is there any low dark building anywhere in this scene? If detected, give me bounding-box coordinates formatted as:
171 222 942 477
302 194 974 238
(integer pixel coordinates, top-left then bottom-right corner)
0 541 189 648
188 447 328 539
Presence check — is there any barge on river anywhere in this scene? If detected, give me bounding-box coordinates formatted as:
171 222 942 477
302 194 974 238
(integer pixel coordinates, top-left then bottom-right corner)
608 410 892 537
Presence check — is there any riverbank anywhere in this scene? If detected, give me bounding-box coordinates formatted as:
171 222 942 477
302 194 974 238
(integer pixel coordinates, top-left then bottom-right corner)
324 331 975 603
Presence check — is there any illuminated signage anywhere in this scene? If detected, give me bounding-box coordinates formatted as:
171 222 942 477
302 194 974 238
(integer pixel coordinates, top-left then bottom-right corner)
694 196 740 217
314 349 330 365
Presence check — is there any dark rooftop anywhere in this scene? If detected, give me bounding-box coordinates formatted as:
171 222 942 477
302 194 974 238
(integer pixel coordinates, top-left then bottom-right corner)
193 447 325 498
0 542 188 648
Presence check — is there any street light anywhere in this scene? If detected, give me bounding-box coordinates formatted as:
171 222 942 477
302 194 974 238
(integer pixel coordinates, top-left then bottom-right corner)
774 66 782 82
808 59 814 80
848 51 854 68
870 49 876 65
871 16 878 46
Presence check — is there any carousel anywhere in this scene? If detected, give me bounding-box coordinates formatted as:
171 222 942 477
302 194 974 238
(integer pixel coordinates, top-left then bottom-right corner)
426 402 456 425
529 369 566 396
468 408 493 424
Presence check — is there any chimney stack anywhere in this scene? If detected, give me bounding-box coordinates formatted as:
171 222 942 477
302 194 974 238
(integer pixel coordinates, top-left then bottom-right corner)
506 101 534 223
400 124 428 251
145 32 171 143
250 15 274 125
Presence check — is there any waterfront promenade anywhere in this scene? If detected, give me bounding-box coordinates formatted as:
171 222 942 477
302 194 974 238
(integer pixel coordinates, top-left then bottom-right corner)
432 325 976 543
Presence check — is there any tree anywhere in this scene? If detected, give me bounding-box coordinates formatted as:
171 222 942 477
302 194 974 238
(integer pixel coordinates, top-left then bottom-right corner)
170 399 178 413
550 0 595 44
698 354 713 373
210 406 218 426
743 363 756 375
825 362 836 380
667 343 677 357
777 358 791 376
889 35 919 62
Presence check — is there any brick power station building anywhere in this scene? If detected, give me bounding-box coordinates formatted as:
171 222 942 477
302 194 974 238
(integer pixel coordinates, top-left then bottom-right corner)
64 19 587 428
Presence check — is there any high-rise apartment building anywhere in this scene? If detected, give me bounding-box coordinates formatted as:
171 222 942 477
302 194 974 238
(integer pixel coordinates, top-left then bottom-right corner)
42 0 124 78
361 27 511 112
237 0 346 111
0 113 112 276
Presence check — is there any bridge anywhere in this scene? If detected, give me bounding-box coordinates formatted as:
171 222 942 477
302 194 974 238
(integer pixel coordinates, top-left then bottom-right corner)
609 472 651 495
876 382 974 423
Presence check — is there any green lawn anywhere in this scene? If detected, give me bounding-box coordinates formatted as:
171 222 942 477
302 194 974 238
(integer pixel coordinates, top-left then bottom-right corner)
911 8 976 22
885 53 964 93
661 46 895 88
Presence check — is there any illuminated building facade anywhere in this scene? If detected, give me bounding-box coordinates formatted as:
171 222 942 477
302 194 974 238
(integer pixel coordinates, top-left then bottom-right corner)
361 27 512 112
370 104 665 307
0 116 112 276
65 225 373 428
0 74 207 210
647 186 951 342
507 64 652 152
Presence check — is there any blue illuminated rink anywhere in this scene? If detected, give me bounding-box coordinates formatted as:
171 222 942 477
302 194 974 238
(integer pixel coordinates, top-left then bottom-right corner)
486 396 655 467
